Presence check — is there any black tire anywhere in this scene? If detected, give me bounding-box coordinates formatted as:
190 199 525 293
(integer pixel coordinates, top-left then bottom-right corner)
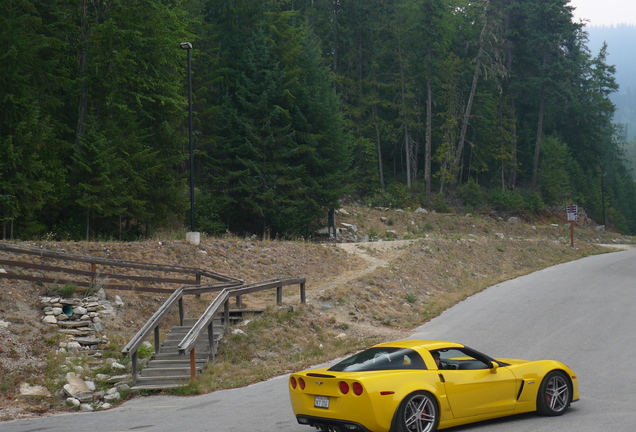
394 391 439 432
536 370 572 416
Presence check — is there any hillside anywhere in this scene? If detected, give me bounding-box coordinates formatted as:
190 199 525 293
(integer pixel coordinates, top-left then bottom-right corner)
0 205 633 421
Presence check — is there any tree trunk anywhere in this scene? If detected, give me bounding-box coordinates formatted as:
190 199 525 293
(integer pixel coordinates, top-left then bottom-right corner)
75 0 90 148
532 87 545 188
373 106 385 192
508 98 518 189
454 45 484 184
425 65 433 202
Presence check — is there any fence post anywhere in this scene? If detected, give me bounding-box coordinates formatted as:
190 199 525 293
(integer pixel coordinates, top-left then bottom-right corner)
208 321 215 361
236 294 243 309
154 325 160 354
178 297 184 326
224 300 230 333
131 351 138 385
276 285 283 305
300 281 306 304
91 262 97 285
190 348 197 380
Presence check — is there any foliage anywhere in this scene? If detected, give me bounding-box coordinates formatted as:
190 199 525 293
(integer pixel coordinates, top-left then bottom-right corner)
485 189 525 213
48 283 77 299
3 0 636 237
458 178 483 208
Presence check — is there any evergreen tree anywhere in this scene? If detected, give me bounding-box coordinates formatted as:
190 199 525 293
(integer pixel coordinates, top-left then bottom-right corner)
0 0 68 237
198 3 350 237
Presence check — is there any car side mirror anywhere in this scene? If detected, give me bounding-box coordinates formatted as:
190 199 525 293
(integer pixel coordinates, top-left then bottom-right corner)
489 361 499 373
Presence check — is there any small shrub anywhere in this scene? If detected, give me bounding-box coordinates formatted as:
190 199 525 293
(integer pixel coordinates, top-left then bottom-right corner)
405 294 417 304
486 189 524 212
458 178 483 207
432 194 452 213
49 283 77 298
137 343 154 359
525 190 546 213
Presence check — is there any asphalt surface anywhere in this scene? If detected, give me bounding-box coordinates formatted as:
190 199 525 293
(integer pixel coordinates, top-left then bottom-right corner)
2 247 635 432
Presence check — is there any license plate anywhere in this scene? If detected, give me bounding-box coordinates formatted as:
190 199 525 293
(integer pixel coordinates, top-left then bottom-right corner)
314 396 330 409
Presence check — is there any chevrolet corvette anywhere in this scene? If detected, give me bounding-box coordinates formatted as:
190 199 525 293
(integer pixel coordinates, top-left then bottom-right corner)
288 340 578 432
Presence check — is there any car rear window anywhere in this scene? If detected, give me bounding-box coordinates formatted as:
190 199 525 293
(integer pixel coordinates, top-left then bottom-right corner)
328 347 427 372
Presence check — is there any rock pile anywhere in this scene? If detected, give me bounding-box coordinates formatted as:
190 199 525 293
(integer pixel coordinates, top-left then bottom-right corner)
34 290 135 411
40 293 115 348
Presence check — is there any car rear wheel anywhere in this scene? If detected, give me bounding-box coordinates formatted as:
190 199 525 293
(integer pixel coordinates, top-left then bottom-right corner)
395 391 439 432
536 370 571 416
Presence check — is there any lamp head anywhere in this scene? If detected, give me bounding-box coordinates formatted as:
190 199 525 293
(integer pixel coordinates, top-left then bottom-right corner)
180 42 192 50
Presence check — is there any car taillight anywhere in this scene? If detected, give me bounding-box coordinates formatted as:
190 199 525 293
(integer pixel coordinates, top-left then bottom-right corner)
339 381 350 394
290 377 297 389
352 382 364 396
299 377 306 390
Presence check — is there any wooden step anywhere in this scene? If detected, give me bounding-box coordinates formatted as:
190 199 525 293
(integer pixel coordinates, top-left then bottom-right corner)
129 309 261 390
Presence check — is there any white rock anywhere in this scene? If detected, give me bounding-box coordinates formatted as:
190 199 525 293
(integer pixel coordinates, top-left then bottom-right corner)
42 315 58 324
66 397 81 408
67 341 82 351
104 391 121 402
115 295 124 307
0 320 9 328
20 383 51 397
110 362 126 370
80 403 94 412
340 223 358 232
95 374 110 382
63 382 93 403
232 328 246 336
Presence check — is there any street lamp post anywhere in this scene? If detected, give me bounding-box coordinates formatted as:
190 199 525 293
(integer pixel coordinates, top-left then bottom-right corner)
180 42 196 238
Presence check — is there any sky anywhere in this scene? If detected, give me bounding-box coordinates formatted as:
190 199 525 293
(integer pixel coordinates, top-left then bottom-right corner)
569 0 636 26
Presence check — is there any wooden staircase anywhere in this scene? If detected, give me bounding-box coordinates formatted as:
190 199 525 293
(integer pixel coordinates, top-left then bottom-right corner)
130 312 256 390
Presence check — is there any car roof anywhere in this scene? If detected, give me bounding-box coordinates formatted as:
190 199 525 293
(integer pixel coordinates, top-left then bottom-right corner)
372 340 465 351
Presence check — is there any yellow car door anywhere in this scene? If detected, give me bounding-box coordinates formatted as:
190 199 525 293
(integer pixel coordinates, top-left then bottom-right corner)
440 367 517 418
433 348 517 419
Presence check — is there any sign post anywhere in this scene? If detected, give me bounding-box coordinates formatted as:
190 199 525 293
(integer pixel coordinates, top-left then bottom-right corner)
566 204 578 247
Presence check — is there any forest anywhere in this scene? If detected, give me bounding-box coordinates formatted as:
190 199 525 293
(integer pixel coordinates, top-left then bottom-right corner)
2 0 636 240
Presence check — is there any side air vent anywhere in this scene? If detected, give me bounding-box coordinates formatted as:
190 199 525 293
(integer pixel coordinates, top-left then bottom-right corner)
516 381 526 400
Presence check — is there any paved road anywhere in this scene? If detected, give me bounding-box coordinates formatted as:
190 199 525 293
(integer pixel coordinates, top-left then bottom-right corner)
3 248 635 432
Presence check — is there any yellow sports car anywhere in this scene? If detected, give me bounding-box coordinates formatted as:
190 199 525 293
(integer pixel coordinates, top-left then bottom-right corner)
289 340 578 432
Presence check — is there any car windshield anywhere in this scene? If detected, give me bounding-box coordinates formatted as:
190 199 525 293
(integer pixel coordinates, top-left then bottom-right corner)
328 347 427 372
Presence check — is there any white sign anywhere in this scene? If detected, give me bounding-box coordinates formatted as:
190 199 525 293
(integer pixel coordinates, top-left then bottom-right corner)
566 205 578 221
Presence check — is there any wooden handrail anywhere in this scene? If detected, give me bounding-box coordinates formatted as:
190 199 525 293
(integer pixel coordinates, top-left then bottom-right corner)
121 280 244 383
0 242 243 293
177 277 306 379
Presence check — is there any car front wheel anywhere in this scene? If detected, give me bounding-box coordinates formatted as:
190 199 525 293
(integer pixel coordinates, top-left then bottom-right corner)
536 370 572 416
395 391 439 432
